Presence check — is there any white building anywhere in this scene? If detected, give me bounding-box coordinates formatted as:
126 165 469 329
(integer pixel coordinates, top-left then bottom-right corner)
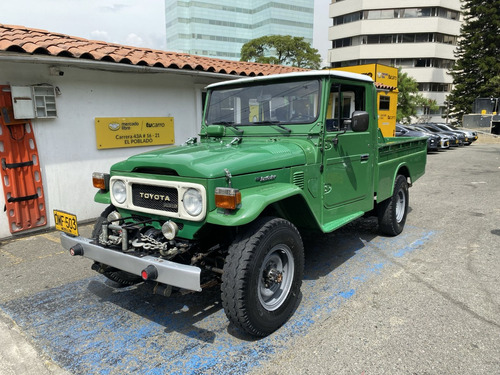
328 0 462 122
0 24 300 239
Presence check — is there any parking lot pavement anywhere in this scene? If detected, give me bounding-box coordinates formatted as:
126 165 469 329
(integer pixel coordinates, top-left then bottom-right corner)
0 225 95 375
1 143 499 374
253 142 500 374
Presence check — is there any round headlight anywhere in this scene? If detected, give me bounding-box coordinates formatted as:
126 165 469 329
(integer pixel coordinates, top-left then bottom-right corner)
112 180 127 204
183 188 203 216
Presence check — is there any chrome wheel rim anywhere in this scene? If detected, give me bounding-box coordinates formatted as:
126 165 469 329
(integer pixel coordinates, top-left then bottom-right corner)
395 189 406 223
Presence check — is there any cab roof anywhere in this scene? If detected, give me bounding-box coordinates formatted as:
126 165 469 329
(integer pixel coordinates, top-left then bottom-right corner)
206 70 374 89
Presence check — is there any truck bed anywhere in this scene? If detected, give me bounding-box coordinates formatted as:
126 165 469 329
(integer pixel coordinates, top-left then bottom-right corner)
376 136 427 203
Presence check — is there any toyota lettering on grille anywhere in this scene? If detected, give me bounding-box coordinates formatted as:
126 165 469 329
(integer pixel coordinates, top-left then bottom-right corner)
132 183 178 213
139 192 171 201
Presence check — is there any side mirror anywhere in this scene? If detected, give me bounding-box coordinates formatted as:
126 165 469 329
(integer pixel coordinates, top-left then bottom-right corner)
351 111 369 132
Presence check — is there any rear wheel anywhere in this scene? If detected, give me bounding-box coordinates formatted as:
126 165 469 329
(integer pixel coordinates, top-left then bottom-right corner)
221 217 304 337
92 206 142 286
378 175 409 236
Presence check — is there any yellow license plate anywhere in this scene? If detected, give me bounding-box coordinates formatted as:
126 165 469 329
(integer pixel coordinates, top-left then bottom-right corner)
53 210 79 236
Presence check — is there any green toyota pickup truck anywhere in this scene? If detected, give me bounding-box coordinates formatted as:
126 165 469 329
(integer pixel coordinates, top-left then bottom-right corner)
59 70 427 337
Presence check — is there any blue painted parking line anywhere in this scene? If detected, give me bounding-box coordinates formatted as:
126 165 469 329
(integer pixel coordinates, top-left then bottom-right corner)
0 225 434 375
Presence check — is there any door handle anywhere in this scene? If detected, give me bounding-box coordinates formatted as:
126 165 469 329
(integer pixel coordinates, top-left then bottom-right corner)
360 154 370 161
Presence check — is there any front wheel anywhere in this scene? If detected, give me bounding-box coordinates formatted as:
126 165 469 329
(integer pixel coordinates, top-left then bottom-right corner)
221 217 304 337
377 175 409 236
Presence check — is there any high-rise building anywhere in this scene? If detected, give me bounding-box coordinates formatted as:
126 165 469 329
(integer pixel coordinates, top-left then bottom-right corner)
328 0 462 122
165 0 314 60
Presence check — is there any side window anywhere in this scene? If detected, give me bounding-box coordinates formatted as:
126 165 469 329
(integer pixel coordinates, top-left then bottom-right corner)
379 95 391 111
326 84 366 131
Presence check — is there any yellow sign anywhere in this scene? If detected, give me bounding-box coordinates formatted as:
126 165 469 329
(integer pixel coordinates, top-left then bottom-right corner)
95 117 175 149
333 64 398 87
332 64 398 137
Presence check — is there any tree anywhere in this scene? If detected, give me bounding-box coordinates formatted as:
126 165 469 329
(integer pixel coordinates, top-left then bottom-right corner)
240 35 321 69
397 69 438 123
448 0 500 121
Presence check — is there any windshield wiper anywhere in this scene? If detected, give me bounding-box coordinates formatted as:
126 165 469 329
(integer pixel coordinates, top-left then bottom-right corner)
253 121 292 134
212 121 244 135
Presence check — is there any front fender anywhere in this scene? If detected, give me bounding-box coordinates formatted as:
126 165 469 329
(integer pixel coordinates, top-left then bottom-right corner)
94 190 111 205
206 183 304 226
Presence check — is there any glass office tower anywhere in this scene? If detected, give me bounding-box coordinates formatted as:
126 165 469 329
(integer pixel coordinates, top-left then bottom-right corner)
165 0 314 60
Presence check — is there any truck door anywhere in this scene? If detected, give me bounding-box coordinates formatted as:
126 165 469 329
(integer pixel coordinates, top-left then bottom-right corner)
322 82 374 221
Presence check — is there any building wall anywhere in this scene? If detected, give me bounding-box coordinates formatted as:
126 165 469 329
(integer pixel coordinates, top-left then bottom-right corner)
328 0 461 123
0 60 225 238
165 0 314 60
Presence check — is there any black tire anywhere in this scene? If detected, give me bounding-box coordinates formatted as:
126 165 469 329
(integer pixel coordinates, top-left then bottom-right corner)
378 175 409 236
221 217 304 337
92 206 142 286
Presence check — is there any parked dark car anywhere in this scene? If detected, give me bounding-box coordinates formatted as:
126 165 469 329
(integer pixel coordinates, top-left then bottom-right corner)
412 125 453 149
416 124 464 146
396 124 439 152
405 125 450 150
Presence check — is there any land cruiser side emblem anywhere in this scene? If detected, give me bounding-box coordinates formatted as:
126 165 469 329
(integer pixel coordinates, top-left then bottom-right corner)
255 175 276 182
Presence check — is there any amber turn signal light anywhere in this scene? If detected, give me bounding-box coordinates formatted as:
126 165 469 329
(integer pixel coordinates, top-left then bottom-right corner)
215 187 241 210
92 172 110 190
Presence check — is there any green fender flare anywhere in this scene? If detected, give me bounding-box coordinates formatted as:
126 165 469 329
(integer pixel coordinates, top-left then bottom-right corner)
206 183 304 226
94 190 111 205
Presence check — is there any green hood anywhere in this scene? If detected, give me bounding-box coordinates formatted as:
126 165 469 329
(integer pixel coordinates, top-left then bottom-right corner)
111 140 309 178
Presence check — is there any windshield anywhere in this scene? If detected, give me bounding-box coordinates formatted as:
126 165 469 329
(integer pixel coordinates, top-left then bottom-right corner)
205 79 320 126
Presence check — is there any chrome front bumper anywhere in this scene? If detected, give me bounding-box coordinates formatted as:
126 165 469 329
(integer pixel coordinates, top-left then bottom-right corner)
60 233 201 291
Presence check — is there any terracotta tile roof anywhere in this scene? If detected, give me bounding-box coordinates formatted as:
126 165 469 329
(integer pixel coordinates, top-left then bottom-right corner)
0 24 307 76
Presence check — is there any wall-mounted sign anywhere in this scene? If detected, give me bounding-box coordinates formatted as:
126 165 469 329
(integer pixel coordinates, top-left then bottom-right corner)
95 117 174 149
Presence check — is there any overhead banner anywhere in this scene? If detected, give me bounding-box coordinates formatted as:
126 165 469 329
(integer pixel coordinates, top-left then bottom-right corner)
95 117 174 149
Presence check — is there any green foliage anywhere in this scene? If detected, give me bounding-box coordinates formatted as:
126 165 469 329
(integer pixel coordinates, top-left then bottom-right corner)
479 75 500 99
240 35 321 69
448 0 500 120
397 70 437 123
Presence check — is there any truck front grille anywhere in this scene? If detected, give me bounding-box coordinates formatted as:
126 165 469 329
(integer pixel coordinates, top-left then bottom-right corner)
132 183 178 212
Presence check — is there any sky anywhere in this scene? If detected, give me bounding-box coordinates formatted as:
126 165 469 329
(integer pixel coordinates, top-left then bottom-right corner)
0 0 331 65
